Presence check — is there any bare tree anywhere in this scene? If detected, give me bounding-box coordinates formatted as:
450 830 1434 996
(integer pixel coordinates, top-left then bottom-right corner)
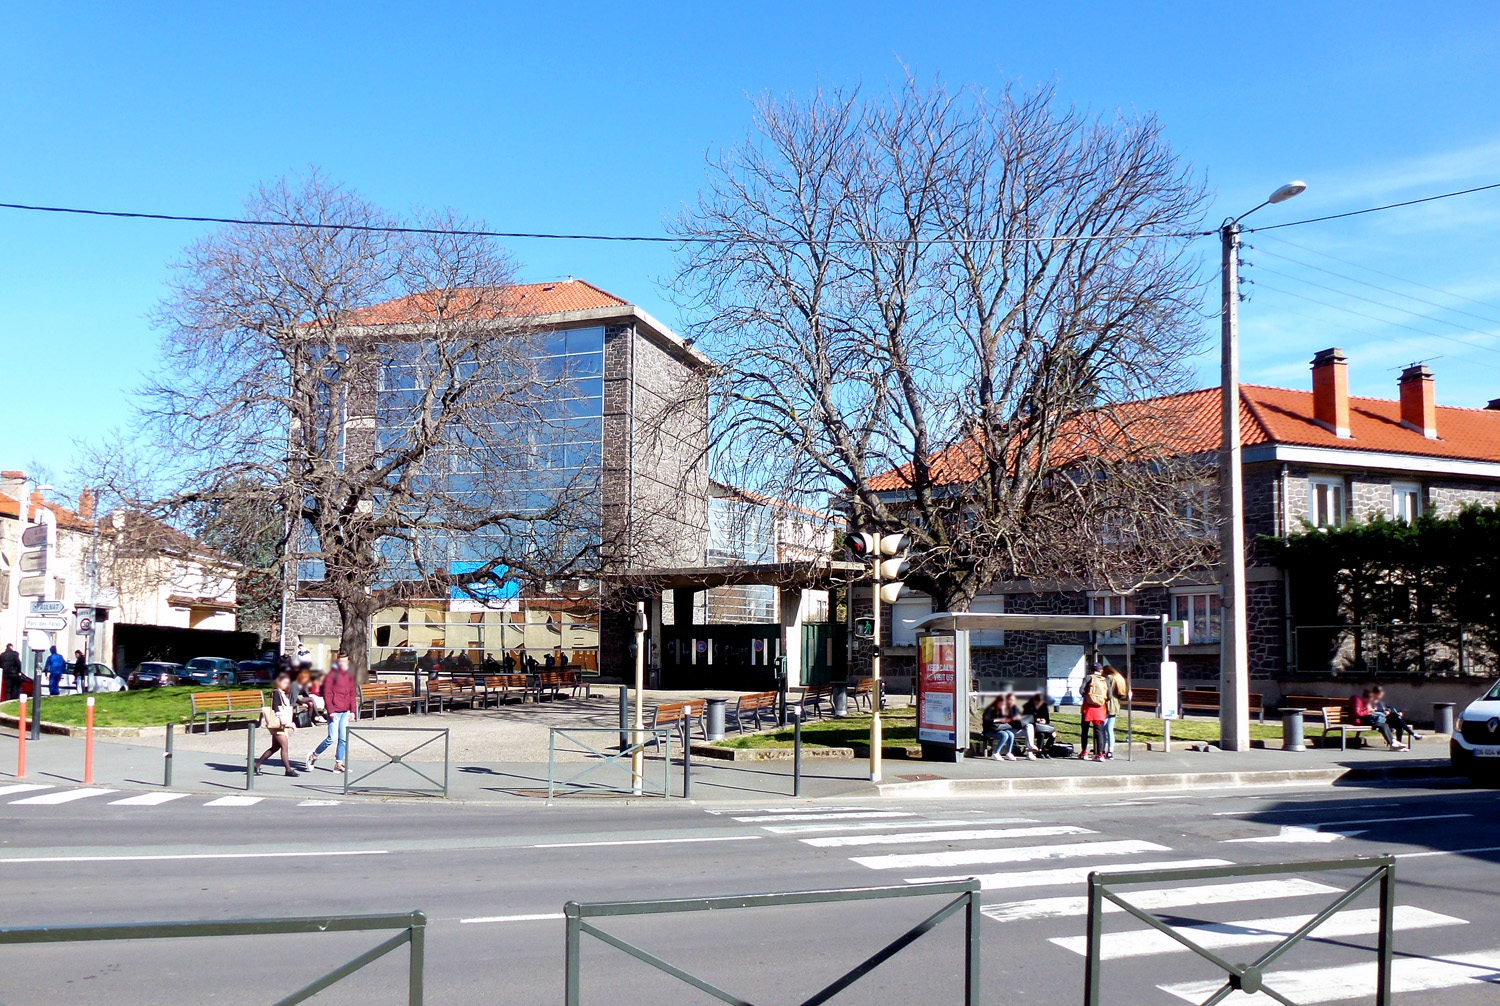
84 174 600 676
673 78 1218 610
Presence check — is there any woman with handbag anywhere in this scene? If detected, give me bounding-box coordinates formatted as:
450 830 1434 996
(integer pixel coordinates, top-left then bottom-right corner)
255 672 299 776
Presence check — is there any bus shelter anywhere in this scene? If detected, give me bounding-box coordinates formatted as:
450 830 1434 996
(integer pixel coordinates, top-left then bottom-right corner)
909 611 1174 762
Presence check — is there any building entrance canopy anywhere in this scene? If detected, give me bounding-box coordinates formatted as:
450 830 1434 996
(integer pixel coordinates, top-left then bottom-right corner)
912 612 1163 634
607 559 864 591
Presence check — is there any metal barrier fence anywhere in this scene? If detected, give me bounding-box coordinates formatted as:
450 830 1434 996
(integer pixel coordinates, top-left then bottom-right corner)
564 880 982 1006
0 910 426 1005
1084 857 1396 1006
1293 622 1492 677
548 726 671 799
344 726 450 798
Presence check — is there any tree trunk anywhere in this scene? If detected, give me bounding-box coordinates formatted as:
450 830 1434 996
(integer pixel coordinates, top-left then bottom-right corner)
335 593 376 683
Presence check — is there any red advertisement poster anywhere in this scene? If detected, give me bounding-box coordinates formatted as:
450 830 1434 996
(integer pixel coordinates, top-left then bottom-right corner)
917 634 957 745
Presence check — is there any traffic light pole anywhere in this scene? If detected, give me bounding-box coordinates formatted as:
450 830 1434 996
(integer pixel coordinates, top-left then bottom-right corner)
869 533 883 784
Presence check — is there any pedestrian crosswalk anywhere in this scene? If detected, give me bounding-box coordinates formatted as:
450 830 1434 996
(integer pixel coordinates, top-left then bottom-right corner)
0 783 342 809
733 805 1500 1004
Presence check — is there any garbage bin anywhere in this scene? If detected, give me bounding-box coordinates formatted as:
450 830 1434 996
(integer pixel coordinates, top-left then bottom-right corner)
1282 707 1306 752
705 697 727 741
832 683 848 717
1433 702 1456 736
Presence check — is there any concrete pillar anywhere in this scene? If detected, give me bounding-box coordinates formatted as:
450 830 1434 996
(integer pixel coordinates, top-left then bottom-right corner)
779 587 806 687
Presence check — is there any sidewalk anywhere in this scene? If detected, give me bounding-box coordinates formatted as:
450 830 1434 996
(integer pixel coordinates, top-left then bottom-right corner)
0 720 1458 806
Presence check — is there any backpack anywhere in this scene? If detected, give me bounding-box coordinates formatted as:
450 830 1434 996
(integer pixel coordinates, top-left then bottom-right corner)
1084 673 1109 706
1048 740 1076 759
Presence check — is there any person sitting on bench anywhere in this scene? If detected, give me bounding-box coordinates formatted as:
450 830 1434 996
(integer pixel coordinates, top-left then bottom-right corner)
1370 685 1421 745
982 696 1018 761
1351 688 1406 750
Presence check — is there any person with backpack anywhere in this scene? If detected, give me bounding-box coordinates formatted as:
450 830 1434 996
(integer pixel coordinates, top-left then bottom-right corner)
1079 666 1109 761
1101 664 1129 760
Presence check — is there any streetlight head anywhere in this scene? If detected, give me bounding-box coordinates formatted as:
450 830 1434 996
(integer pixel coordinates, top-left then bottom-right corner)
1268 181 1307 204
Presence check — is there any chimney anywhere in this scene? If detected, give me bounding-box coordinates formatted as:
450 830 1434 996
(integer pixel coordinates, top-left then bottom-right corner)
79 487 94 520
1399 364 1437 438
1486 398 1500 411
1311 348 1351 438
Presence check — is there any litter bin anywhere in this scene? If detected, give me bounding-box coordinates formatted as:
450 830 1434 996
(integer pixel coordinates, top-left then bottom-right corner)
1433 702 1456 736
831 683 848 717
1281 707 1306 752
705 697 727 741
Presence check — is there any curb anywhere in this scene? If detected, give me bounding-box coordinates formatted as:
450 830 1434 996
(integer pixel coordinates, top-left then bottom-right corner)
874 761 1457 797
0 714 166 739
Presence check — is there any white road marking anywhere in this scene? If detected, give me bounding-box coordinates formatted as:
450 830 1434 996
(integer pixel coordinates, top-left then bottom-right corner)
732 811 915 823
905 859 1233 891
1159 948 1500 1003
803 825 1092 848
298 799 342 806
1223 826 1364 844
532 835 762 849
763 817 1038 835
0 784 53 797
1052 906 1464 960
9 788 116 805
1211 802 1390 817
0 850 388 864
203 795 263 807
1396 845 1500 860
1313 813 1471 827
460 913 565 924
853 839 1172 871
982 879 1340 923
108 793 190 806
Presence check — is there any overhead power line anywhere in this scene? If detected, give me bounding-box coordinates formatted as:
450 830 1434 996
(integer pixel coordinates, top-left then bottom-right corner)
1251 263 1500 341
1259 232 1500 316
1254 245 1500 328
1243 180 1500 232
1252 281 1500 357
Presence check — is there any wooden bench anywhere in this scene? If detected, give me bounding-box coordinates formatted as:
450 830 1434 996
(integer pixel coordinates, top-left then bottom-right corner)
728 691 781 733
798 683 834 718
188 690 266 733
851 677 876 711
1180 689 1266 721
358 680 421 718
480 674 529 706
425 678 478 712
532 670 587 701
1126 687 1158 713
1310 704 1374 750
650 700 704 748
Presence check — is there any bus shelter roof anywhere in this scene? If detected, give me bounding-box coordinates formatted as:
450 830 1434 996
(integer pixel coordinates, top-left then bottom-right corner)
912 612 1161 633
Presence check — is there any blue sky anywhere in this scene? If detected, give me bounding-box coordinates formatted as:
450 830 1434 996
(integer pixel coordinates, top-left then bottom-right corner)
3 1 1499 480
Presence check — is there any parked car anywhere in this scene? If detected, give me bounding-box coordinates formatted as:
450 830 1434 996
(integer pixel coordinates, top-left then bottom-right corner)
1451 679 1500 784
182 657 241 686
126 661 186 689
51 663 130 694
236 660 276 685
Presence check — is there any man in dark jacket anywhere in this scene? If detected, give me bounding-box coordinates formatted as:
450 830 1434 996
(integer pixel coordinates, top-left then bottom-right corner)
0 644 22 701
308 652 358 772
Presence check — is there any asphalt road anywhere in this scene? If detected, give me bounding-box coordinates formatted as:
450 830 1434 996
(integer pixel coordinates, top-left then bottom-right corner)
1 777 1496 1005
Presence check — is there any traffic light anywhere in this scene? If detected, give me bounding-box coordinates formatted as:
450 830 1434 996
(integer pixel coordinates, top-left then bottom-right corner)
846 528 910 603
845 531 878 558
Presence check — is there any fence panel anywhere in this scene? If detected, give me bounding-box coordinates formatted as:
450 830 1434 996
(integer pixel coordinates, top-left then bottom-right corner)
548 727 672 799
344 726 450 798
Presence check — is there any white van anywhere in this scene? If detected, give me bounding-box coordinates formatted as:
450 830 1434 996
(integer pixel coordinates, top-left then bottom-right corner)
1451 679 1500 784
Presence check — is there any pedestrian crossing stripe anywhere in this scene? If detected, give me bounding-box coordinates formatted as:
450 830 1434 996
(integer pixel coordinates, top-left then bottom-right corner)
9 787 116 805
0 784 54 798
732 810 915 823
763 816 1039 835
852 838 1172 871
109 793 190 806
982 878 1340 922
905 859 1233 891
202 796 263 807
803 825 1093 848
1051 906 1464 960
1158 948 1500 1004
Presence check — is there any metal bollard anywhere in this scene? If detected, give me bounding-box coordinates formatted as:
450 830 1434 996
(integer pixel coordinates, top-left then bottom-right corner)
1433 702 1455 736
16 695 27 778
163 723 174 787
681 721 692 799
791 707 802 797
84 697 95 784
1282 707 1305 752
245 722 256 791
619 686 629 750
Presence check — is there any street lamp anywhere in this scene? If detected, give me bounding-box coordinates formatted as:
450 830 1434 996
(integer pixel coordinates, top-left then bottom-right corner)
1219 180 1305 752
630 602 646 795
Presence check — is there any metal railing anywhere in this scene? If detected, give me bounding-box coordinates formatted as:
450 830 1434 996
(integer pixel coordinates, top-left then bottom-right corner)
344 726 450 798
548 726 671 799
1084 857 1396 1006
564 880 982 1006
0 910 426 1005
1293 622 1492 677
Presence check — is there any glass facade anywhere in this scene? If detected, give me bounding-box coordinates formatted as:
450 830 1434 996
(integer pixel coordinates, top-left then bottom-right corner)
705 493 776 622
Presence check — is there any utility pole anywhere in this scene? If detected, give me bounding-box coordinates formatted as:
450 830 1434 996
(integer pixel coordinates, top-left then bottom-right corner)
869 533 883 784
1218 219 1250 752
631 601 646 795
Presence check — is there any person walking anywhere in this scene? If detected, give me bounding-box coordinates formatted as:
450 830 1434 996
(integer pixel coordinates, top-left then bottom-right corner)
72 650 89 694
1101 664 1129 760
1 643 22 701
309 653 357 772
44 646 67 696
982 695 1017 761
1079 666 1109 761
254 672 299 776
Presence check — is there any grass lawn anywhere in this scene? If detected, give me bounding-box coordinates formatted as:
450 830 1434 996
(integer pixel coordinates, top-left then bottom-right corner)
714 704 1283 750
0 685 266 728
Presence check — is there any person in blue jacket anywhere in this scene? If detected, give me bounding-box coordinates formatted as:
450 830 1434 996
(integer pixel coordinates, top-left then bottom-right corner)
44 645 68 695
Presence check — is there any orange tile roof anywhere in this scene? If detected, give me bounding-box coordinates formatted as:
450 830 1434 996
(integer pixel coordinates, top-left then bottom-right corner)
868 384 1500 491
0 490 93 530
341 279 628 326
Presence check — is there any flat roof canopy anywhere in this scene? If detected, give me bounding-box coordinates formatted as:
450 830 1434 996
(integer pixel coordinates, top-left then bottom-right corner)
913 612 1161 633
606 560 865 591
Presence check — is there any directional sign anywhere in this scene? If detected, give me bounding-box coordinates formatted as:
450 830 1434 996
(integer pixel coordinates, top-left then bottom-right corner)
21 524 49 548
30 600 67 614
19 551 47 573
18 576 47 597
24 616 68 631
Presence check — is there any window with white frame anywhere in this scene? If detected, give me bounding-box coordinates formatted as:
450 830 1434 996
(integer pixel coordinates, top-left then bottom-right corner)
1089 594 1133 642
1390 481 1422 523
891 596 933 647
969 594 1006 647
1308 476 1345 528
1172 591 1222 644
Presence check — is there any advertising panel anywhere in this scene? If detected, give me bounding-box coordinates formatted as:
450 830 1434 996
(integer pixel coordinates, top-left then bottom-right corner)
917 633 958 745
